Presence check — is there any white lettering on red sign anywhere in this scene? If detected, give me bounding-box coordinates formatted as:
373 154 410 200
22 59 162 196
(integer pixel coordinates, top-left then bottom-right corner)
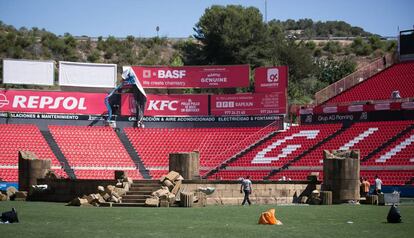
251 130 320 164
147 100 178 111
157 70 186 79
12 95 87 110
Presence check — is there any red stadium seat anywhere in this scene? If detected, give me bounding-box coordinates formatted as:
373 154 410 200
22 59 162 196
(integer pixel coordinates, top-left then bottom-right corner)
48 125 142 180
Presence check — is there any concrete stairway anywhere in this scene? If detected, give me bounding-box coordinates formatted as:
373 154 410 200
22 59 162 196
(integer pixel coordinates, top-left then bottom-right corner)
112 180 161 207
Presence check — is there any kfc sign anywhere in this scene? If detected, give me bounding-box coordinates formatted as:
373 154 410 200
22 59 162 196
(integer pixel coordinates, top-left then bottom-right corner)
254 66 288 93
0 90 107 114
148 100 178 111
121 94 208 116
131 65 249 88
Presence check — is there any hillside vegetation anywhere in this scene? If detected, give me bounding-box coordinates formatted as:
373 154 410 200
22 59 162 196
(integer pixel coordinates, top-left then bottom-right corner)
0 5 397 103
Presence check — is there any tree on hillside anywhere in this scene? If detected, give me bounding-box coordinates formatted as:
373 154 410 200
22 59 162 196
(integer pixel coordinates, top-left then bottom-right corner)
193 5 267 66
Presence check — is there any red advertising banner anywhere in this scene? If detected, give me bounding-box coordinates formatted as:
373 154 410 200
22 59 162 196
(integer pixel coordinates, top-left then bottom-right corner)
0 90 107 115
131 65 249 88
254 66 288 93
121 94 209 116
211 93 286 116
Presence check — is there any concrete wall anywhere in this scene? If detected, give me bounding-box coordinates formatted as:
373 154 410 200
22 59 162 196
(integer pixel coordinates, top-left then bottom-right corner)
33 179 117 202
182 181 320 205
33 179 320 205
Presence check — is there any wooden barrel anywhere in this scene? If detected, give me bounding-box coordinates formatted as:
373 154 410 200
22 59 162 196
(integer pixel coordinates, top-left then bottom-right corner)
180 192 194 207
323 150 360 204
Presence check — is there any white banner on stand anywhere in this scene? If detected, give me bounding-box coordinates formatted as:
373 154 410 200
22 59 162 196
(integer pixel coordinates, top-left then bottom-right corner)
3 59 54 85
59 61 117 88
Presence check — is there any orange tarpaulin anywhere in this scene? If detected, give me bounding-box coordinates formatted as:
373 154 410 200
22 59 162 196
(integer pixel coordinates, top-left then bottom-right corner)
258 208 282 225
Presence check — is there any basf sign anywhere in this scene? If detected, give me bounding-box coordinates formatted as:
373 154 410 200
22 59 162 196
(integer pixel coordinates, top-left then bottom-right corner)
131 65 250 88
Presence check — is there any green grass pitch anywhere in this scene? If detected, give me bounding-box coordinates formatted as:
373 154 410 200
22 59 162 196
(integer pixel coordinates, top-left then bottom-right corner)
0 201 413 238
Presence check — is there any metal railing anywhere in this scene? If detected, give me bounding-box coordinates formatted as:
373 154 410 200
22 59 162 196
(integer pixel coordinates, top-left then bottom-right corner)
315 53 396 105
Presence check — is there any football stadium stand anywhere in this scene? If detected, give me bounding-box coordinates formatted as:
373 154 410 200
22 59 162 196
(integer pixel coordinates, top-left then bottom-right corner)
0 124 67 181
293 121 413 166
0 56 413 192
222 124 342 168
124 124 278 179
48 125 142 180
207 120 414 185
324 61 414 104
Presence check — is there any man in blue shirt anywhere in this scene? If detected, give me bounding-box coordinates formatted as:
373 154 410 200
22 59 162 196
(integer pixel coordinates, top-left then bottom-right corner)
240 176 252 205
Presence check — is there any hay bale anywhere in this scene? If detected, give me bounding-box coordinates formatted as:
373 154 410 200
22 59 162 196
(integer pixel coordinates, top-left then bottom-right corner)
83 194 106 205
111 191 120 199
6 186 17 199
110 196 120 203
159 175 166 183
162 179 175 191
14 191 28 201
105 185 115 194
0 193 8 201
95 193 106 203
152 187 169 197
145 197 159 207
122 182 130 191
165 171 180 181
102 193 111 201
68 197 89 206
171 180 182 195
113 187 126 197
125 177 133 185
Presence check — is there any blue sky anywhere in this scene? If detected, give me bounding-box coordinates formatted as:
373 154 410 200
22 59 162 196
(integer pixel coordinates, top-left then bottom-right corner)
0 0 413 37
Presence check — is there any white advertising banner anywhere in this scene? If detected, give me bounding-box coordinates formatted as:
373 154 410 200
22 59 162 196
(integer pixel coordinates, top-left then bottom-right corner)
3 59 54 85
59 61 117 88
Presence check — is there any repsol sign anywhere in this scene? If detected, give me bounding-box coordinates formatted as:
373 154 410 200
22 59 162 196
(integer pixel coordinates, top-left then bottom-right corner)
11 95 87 110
